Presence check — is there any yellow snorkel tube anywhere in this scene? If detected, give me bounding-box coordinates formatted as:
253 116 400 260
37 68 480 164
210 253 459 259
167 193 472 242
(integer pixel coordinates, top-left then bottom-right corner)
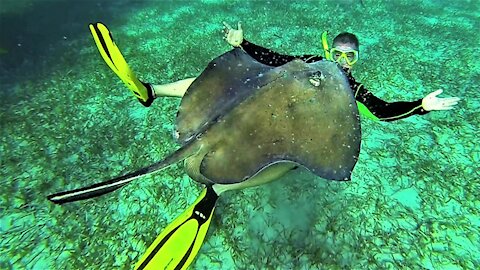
321 31 331 61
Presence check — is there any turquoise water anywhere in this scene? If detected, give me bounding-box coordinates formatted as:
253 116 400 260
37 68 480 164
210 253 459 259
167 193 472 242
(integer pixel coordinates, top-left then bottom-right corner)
1 0 479 269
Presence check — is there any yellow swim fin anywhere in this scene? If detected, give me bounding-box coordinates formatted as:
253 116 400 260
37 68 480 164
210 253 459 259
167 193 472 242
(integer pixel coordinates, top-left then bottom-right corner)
89 22 154 107
135 186 219 270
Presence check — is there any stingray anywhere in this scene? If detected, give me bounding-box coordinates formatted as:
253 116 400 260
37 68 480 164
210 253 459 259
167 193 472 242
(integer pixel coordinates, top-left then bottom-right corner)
48 48 361 269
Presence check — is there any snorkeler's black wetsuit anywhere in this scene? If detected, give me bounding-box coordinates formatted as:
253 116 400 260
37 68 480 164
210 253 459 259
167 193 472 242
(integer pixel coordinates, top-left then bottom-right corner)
240 40 429 122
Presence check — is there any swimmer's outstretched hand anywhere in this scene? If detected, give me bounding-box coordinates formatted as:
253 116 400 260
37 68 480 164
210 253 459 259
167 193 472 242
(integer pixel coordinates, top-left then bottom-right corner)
422 89 460 111
223 21 243 47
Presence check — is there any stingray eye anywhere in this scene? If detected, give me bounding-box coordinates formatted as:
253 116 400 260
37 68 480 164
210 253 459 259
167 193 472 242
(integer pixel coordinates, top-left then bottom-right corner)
309 71 324 87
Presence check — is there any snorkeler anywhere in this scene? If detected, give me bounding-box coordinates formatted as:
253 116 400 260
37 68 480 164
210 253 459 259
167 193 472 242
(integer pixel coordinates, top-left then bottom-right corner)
221 22 460 121
75 22 460 269
88 22 459 121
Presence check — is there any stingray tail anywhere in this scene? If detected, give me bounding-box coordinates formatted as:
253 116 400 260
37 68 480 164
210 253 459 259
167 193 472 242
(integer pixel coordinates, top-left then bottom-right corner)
47 142 202 204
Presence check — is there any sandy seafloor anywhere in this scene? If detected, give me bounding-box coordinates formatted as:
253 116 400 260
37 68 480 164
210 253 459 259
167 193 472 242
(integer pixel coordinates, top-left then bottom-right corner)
0 0 479 269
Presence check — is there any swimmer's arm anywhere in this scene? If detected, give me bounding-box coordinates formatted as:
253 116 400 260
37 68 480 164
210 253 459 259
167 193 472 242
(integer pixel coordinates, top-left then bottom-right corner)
223 21 322 66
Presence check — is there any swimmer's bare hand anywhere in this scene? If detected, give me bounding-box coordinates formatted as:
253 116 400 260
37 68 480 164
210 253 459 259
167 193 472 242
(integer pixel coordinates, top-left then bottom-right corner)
223 21 243 47
422 89 460 111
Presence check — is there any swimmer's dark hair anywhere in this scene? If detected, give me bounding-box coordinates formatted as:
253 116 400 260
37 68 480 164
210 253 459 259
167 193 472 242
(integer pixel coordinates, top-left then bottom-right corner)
333 32 359 50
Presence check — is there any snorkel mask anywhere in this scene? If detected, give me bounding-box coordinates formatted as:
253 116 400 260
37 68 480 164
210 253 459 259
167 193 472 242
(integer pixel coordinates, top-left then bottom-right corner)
322 31 359 66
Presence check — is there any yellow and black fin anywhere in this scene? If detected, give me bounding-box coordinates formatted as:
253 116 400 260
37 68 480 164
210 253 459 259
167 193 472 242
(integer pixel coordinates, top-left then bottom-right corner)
88 22 154 107
135 186 219 270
